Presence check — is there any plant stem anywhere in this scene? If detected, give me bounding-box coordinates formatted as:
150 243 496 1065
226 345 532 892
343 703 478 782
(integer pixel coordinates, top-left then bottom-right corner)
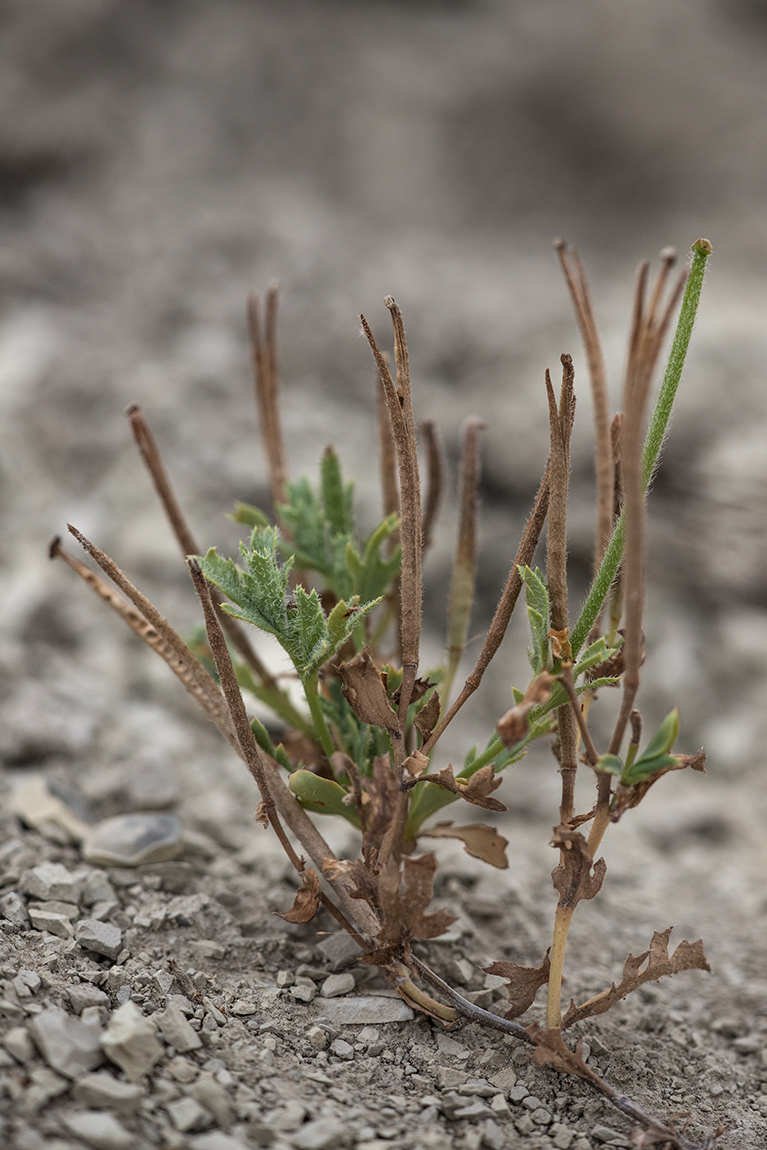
571 240 712 657
303 673 337 761
546 904 574 1027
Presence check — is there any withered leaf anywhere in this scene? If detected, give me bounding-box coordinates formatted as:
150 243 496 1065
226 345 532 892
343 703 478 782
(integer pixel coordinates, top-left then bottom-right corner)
526 1024 601 1084
420 820 508 869
403 750 429 780
496 672 554 747
362 755 401 855
484 949 551 1018
392 675 435 708
548 628 571 661
611 748 707 823
322 857 377 909
561 926 711 1028
338 646 398 733
377 853 457 947
255 801 270 829
413 691 441 742
550 825 606 909
276 868 321 923
418 763 506 812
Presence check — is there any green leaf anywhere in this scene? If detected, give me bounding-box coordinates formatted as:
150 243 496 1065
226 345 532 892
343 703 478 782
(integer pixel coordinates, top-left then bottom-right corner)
595 753 624 777
511 686 525 704
286 586 329 676
621 753 681 786
346 514 401 604
321 446 354 538
198 547 286 638
229 501 270 529
639 709 679 761
571 635 622 681
519 566 549 674
288 769 360 827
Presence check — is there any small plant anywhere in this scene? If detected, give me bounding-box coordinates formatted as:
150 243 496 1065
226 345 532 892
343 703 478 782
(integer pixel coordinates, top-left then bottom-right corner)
53 240 717 1149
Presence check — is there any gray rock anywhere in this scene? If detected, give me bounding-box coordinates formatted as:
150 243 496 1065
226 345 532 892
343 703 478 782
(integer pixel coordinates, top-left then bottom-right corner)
290 981 317 1003
316 995 414 1025
74 1071 146 1114
4 1025 35 1063
316 931 362 971
488 1068 517 1093
229 998 256 1016
167 1096 210 1132
13 969 41 996
152 969 174 996
69 983 110 1013
437 1067 468 1090
101 1001 164 1081
0 891 30 927
27 905 75 938
76 918 123 960
320 973 356 998
81 871 118 906
189 1134 249 1150
156 1001 202 1053
29 1006 104 1078
291 1117 351 1150
330 1037 354 1060
21 861 82 902
166 1054 199 1083
508 1085 529 1104
61 1110 133 1150
83 813 184 867
591 1126 628 1145
20 1066 69 1115
191 1071 233 1130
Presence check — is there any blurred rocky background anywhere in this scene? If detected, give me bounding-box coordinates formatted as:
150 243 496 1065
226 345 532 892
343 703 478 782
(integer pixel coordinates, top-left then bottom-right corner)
3 0 767 795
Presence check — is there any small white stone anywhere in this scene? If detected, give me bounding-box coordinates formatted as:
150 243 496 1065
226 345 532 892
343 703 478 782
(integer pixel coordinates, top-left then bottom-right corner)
167 1096 210 1133
61 1109 133 1150
101 1001 163 1082
320 972 356 998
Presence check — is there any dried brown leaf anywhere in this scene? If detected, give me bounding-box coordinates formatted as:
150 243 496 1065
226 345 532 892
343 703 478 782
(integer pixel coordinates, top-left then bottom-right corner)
413 692 441 742
255 801 270 829
550 825 606 909
338 647 398 733
362 755 402 855
420 821 508 869
417 763 506 812
484 950 551 1017
496 672 554 747
611 748 706 822
276 868 321 924
561 927 711 1028
403 750 429 780
526 1024 600 1083
377 853 457 946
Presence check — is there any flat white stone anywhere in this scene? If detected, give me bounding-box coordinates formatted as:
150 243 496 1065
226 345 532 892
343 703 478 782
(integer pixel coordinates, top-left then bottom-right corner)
315 995 414 1025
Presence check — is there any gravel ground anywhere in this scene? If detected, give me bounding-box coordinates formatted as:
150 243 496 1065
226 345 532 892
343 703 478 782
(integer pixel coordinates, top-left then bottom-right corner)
3 3 767 1148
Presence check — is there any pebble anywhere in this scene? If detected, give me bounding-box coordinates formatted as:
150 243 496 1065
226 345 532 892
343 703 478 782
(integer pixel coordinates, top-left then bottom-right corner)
101 1001 164 1081
21 861 82 902
22 1066 69 1114
592 1125 628 1144
14 969 41 996
82 871 118 905
82 813 184 867
77 917 124 960
74 1072 146 1114
458 1078 497 1098
4 1026 36 1063
316 931 362 971
166 1055 199 1083
488 1067 517 1093
0 891 30 926
321 972 356 998
230 998 256 1016
330 1037 355 1060
550 1124 575 1149
167 1096 210 1132
481 1120 506 1150
189 1134 250 1150
291 982 318 1003
10 777 90 843
318 995 414 1025
61 1110 133 1150
191 1071 234 1129
292 1116 351 1150
29 1006 104 1078
156 1000 202 1053
27 904 76 938
508 1085 530 1104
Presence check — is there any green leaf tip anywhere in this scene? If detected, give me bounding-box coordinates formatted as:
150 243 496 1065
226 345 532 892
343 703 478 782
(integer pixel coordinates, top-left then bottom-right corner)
691 238 712 257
